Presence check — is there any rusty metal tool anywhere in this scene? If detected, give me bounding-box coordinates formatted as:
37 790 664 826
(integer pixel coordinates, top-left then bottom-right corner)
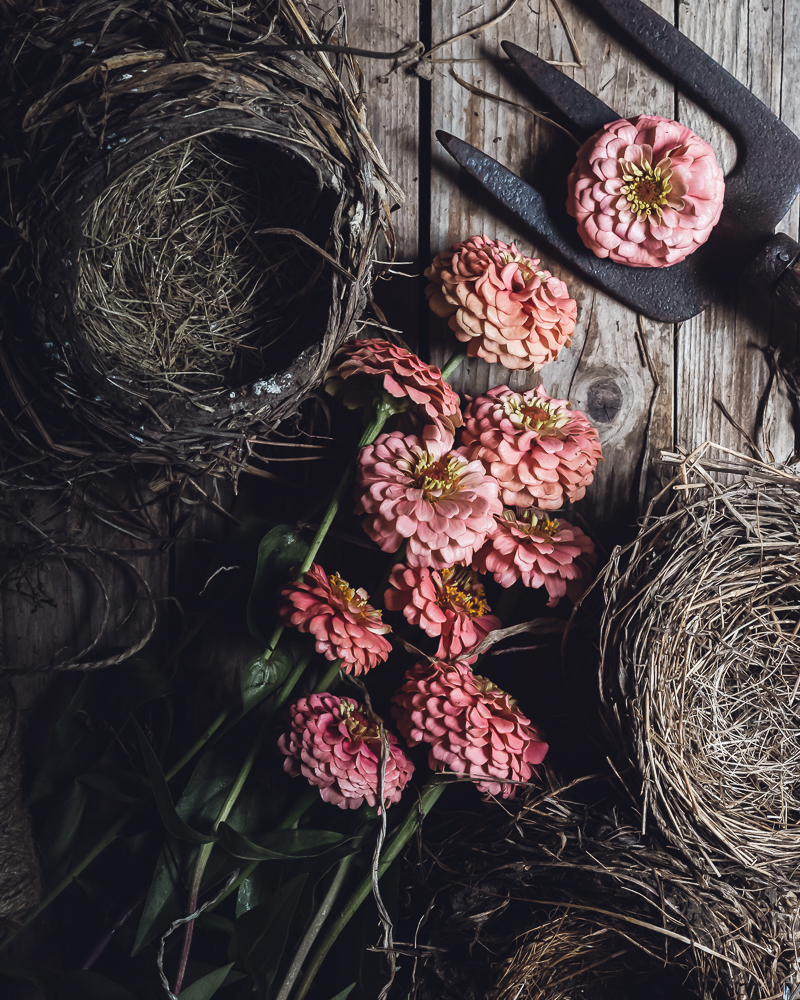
437 0 800 323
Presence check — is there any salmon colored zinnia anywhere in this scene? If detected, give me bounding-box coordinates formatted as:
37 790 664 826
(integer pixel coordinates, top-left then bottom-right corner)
278 693 414 810
473 509 596 607
566 115 725 267
424 235 576 371
461 384 602 510
325 338 462 432
279 564 391 676
384 563 501 662
355 425 502 570
392 659 548 799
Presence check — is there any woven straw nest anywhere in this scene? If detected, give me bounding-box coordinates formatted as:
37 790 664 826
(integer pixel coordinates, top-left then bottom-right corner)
411 776 797 1000
600 445 800 882
0 0 400 485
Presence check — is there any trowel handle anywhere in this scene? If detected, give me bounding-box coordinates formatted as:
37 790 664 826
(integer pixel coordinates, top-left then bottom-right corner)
753 232 800 314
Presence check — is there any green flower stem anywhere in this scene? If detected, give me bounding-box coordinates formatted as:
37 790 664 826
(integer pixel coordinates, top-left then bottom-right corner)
313 659 342 694
274 852 357 1000
439 349 467 381
298 402 393 578
292 780 447 1000
166 706 230 781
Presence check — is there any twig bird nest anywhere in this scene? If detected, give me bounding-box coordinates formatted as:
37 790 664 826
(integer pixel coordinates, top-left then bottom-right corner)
600 445 800 881
0 0 400 484
410 777 797 1000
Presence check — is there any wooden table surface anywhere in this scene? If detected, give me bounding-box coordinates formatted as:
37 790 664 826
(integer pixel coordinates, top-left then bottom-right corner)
4 0 799 735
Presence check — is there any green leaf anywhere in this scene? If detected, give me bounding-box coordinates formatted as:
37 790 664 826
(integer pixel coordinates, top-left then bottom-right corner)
240 648 293 714
56 970 140 1000
247 525 309 644
235 874 307 998
38 779 88 878
218 824 348 861
327 986 356 1000
29 657 170 804
178 963 235 1000
78 771 143 803
132 719 214 845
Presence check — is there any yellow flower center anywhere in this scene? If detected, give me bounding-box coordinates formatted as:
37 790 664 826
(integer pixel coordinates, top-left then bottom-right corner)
620 157 672 219
438 567 489 618
499 251 548 284
338 701 381 743
507 508 559 538
503 396 568 433
329 572 388 631
413 453 460 496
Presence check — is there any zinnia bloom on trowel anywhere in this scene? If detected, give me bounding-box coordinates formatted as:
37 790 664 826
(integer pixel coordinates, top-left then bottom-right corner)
425 235 576 370
566 115 725 267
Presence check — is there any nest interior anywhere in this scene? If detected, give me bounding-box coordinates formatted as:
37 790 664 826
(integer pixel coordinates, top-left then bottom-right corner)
600 452 800 880
0 0 400 483
407 777 797 1000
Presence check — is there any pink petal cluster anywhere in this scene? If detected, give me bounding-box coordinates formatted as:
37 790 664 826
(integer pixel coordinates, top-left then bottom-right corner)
384 564 501 662
392 660 548 799
461 384 602 509
424 235 576 371
279 564 391 676
566 115 725 267
278 693 414 810
355 425 502 570
325 338 462 433
474 511 596 607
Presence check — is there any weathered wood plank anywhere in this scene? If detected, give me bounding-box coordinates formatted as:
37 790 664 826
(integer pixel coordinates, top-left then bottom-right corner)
675 0 796 466
427 0 675 539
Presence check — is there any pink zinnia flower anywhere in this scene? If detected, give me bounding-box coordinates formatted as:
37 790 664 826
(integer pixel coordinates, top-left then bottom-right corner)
424 235 576 371
279 564 391 676
566 115 725 267
355 425 502 570
384 563 501 662
325 338 462 433
278 693 414 810
392 660 548 799
461 385 602 510
473 510 596 607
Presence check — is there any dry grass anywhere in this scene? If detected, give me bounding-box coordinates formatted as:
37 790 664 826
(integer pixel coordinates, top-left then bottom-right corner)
600 445 800 879
77 137 309 395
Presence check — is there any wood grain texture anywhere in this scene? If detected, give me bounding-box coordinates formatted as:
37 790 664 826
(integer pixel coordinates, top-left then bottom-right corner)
675 0 798 466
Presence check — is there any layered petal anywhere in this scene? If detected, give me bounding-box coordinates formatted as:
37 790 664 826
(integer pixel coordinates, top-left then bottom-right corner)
461 384 602 509
424 235 576 371
473 510 596 607
566 115 724 268
278 694 414 810
392 660 548 799
279 564 391 675
356 429 502 569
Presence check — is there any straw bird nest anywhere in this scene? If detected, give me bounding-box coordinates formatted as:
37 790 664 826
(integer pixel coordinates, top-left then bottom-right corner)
600 447 800 882
410 777 797 1000
0 0 400 485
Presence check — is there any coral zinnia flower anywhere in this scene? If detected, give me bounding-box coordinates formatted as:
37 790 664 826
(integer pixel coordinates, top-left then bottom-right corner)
384 563 501 662
424 235 576 371
325 338 462 432
278 693 414 810
473 510 596 607
279 564 391 676
461 384 602 510
392 660 548 799
355 425 502 570
566 115 725 267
